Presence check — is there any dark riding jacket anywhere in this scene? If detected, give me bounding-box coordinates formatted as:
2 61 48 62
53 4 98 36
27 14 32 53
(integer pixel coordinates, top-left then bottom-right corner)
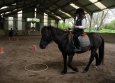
73 16 86 35
73 16 86 47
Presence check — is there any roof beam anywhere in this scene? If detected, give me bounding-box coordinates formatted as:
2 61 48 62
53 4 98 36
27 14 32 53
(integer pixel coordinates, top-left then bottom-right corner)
3 1 59 20
37 0 64 19
0 0 24 8
67 0 92 15
1 1 27 14
36 8 59 20
1 0 6 6
3 2 36 17
49 0 73 17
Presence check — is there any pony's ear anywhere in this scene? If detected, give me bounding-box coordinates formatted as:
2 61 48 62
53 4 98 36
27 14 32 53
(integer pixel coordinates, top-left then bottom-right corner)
48 25 51 30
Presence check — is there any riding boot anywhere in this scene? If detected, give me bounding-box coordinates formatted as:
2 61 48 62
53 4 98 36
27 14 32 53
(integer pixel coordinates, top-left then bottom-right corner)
73 38 81 52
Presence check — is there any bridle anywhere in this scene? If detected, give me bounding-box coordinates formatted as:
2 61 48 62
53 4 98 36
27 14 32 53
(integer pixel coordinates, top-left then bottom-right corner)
44 27 53 43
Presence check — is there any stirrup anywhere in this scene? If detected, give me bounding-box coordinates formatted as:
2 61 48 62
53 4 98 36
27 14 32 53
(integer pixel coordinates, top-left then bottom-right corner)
73 47 81 52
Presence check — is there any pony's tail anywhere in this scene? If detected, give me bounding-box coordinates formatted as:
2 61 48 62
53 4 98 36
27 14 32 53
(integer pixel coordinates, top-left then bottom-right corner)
98 37 104 65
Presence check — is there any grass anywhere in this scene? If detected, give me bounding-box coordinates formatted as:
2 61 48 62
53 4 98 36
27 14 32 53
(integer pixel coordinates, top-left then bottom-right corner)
84 29 115 33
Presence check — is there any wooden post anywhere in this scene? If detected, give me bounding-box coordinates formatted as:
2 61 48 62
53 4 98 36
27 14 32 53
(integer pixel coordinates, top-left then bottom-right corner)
89 13 93 32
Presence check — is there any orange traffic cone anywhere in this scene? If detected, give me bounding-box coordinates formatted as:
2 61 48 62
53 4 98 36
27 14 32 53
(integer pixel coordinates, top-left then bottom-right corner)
32 45 37 51
0 46 4 54
8 37 10 41
16 37 19 41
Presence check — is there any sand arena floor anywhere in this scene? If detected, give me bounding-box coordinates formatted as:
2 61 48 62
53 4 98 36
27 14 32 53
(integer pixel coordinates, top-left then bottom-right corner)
0 36 115 83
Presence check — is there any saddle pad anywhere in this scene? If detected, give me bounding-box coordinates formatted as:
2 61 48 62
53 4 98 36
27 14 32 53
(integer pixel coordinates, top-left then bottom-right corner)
69 34 74 47
78 33 90 47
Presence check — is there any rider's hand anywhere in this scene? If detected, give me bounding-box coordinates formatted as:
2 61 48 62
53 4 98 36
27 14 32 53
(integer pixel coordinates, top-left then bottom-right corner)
68 28 71 30
74 25 79 28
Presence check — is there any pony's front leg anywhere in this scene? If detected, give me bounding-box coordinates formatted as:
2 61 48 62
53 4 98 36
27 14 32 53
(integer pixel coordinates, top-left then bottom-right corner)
68 54 78 72
61 53 67 75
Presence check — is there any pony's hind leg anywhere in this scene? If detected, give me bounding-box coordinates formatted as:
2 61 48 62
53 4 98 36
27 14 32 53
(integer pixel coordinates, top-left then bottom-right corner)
95 52 99 66
68 55 78 72
82 49 96 73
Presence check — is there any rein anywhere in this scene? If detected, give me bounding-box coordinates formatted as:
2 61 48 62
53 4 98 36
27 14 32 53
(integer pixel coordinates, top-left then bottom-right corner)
61 33 68 37
46 26 68 42
53 28 68 37
47 28 53 43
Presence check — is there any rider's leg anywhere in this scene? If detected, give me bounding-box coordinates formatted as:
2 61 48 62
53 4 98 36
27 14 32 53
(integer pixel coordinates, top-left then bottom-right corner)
74 37 81 51
73 33 81 51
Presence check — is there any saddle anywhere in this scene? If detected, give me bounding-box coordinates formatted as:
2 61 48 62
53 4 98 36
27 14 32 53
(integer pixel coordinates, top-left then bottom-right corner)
69 32 90 50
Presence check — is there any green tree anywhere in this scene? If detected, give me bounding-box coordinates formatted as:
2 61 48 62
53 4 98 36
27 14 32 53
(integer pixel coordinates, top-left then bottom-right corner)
104 20 115 30
58 20 72 30
58 22 64 29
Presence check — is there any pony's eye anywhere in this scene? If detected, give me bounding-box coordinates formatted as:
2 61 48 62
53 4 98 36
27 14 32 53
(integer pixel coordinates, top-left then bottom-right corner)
42 33 48 37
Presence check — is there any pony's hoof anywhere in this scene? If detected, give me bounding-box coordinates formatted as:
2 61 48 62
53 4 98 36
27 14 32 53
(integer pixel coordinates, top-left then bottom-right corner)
94 66 98 69
82 70 87 73
61 70 67 75
72 68 79 72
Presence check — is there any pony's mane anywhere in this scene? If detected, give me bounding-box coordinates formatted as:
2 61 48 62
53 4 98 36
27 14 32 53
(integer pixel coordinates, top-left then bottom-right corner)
50 26 63 31
50 26 68 35
42 25 69 36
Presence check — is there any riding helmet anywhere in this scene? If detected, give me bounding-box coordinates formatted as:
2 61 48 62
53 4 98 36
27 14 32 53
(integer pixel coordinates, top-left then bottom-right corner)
74 8 85 14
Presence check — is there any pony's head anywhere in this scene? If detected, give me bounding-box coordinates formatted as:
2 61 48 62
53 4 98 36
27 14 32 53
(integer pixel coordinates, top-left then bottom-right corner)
39 25 53 49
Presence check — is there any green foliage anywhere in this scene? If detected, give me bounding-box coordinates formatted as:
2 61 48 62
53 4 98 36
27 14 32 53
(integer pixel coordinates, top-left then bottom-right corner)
85 28 115 33
65 23 72 28
99 29 115 33
85 20 115 33
104 20 115 30
58 22 72 30
58 20 115 33
58 22 64 30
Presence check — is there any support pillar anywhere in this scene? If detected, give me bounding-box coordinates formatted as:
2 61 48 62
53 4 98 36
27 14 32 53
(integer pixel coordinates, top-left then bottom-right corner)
55 20 59 28
13 17 18 30
36 12 44 35
4 17 8 30
63 19 65 29
48 17 51 26
0 16 2 29
35 21 39 31
89 13 93 32
22 17 26 30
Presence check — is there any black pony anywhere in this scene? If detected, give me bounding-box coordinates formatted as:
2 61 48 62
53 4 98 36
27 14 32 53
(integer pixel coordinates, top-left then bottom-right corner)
39 26 104 75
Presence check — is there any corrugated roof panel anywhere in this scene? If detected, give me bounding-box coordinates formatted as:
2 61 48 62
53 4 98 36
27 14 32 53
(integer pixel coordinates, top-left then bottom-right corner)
86 4 100 12
64 5 75 11
101 0 115 8
78 0 91 5
55 11 63 15
4 0 14 3
17 1 23 4
49 5 58 10
59 14 69 19
56 0 70 6
0 1 4 6
0 0 115 19
8 6 15 9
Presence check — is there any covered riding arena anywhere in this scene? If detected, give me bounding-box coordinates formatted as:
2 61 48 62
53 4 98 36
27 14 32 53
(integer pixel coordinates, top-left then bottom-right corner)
0 0 115 83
